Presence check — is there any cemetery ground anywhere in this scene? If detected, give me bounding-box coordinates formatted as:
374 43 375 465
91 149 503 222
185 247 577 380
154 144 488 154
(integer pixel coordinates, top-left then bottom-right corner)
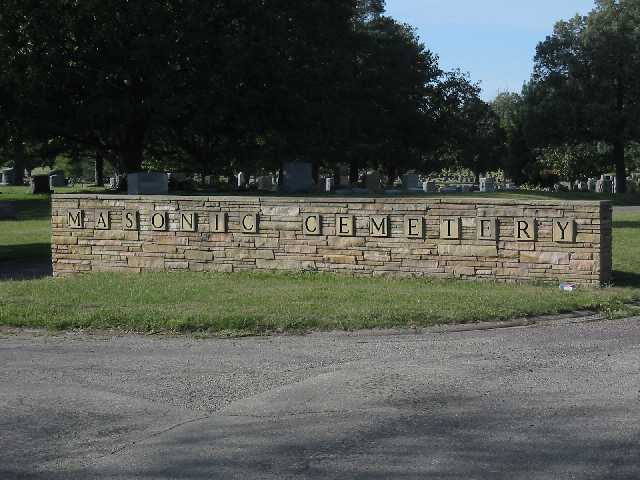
1 185 640 334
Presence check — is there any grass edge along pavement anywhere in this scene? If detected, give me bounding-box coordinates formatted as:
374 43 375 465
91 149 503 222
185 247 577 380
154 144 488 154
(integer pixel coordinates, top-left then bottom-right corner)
0 271 639 335
1 185 639 335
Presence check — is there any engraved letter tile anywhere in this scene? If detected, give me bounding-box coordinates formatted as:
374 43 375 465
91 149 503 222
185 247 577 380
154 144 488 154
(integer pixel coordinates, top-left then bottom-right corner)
477 218 497 240
404 216 424 239
514 218 536 241
180 212 198 232
553 219 576 243
151 212 168 231
67 210 84 229
95 210 110 230
369 216 389 237
303 214 321 236
123 210 139 230
440 217 461 240
336 215 355 237
209 212 227 233
241 213 259 233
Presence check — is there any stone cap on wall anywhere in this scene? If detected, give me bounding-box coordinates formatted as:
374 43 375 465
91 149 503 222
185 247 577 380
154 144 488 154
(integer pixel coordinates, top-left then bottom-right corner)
52 193 611 208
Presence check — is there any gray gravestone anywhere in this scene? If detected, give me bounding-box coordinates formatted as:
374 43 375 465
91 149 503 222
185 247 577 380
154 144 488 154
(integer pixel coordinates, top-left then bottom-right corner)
30 175 51 194
49 174 67 188
0 167 15 185
281 162 314 193
596 178 612 194
479 177 496 193
256 175 274 191
365 171 384 194
127 172 168 195
401 173 422 192
325 177 335 193
237 172 247 189
423 180 438 193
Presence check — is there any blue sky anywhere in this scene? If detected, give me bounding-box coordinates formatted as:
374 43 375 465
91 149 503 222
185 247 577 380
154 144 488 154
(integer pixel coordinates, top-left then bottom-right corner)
384 0 596 100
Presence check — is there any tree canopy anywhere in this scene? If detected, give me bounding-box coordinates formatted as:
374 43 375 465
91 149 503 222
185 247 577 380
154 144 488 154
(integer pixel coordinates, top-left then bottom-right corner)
0 0 501 183
522 0 640 192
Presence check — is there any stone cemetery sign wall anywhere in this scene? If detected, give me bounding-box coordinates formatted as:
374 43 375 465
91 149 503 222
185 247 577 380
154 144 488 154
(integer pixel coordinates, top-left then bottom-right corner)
51 194 612 286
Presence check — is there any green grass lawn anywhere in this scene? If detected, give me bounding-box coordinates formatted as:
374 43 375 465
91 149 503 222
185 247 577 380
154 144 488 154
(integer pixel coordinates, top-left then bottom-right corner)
1 186 639 334
1 271 638 334
0 185 105 260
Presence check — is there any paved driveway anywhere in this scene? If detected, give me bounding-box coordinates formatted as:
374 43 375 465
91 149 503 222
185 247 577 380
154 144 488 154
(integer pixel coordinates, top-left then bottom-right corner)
1 316 639 479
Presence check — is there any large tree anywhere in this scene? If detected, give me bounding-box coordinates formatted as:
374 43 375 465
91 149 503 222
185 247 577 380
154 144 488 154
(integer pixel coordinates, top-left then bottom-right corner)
529 0 640 192
0 0 359 176
492 92 535 184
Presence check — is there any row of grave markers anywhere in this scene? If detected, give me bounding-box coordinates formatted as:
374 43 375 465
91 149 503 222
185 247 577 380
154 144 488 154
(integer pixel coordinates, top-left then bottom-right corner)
66 209 578 243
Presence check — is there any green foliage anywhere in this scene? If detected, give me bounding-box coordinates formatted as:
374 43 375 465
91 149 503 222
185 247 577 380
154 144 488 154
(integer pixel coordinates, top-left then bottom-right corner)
526 0 640 191
0 1 502 181
535 143 611 181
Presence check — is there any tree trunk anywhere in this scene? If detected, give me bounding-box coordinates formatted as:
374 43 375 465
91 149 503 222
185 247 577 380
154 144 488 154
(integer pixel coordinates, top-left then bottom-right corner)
120 121 146 174
349 159 359 185
613 139 626 194
122 148 143 174
94 151 104 186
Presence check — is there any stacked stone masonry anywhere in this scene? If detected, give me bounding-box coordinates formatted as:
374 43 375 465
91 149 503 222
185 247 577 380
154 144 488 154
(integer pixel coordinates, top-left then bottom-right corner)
51 194 612 286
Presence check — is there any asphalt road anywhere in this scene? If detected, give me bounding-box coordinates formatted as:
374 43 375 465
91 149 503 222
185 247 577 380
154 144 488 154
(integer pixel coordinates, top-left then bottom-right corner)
1 316 639 480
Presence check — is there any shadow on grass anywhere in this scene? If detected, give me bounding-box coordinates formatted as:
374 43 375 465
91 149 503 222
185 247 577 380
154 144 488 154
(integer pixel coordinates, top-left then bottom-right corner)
613 270 640 288
0 243 52 263
613 220 640 229
14 199 51 220
0 255 52 280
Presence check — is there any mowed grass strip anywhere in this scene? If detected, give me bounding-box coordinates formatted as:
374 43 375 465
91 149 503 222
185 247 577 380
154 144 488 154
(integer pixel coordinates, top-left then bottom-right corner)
0 271 638 333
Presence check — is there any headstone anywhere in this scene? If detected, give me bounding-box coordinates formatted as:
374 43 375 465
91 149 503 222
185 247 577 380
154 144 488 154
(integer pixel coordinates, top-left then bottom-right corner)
364 170 384 194
325 177 335 193
479 177 496 193
423 180 438 193
0 167 15 185
401 173 422 192
439 185 460 193
49 173 67 188
588 178 597 192
237 172 247 189
29 175 52 194
256 175 274 191
127 172 168 195
578 181 589 192
281 162 314 194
